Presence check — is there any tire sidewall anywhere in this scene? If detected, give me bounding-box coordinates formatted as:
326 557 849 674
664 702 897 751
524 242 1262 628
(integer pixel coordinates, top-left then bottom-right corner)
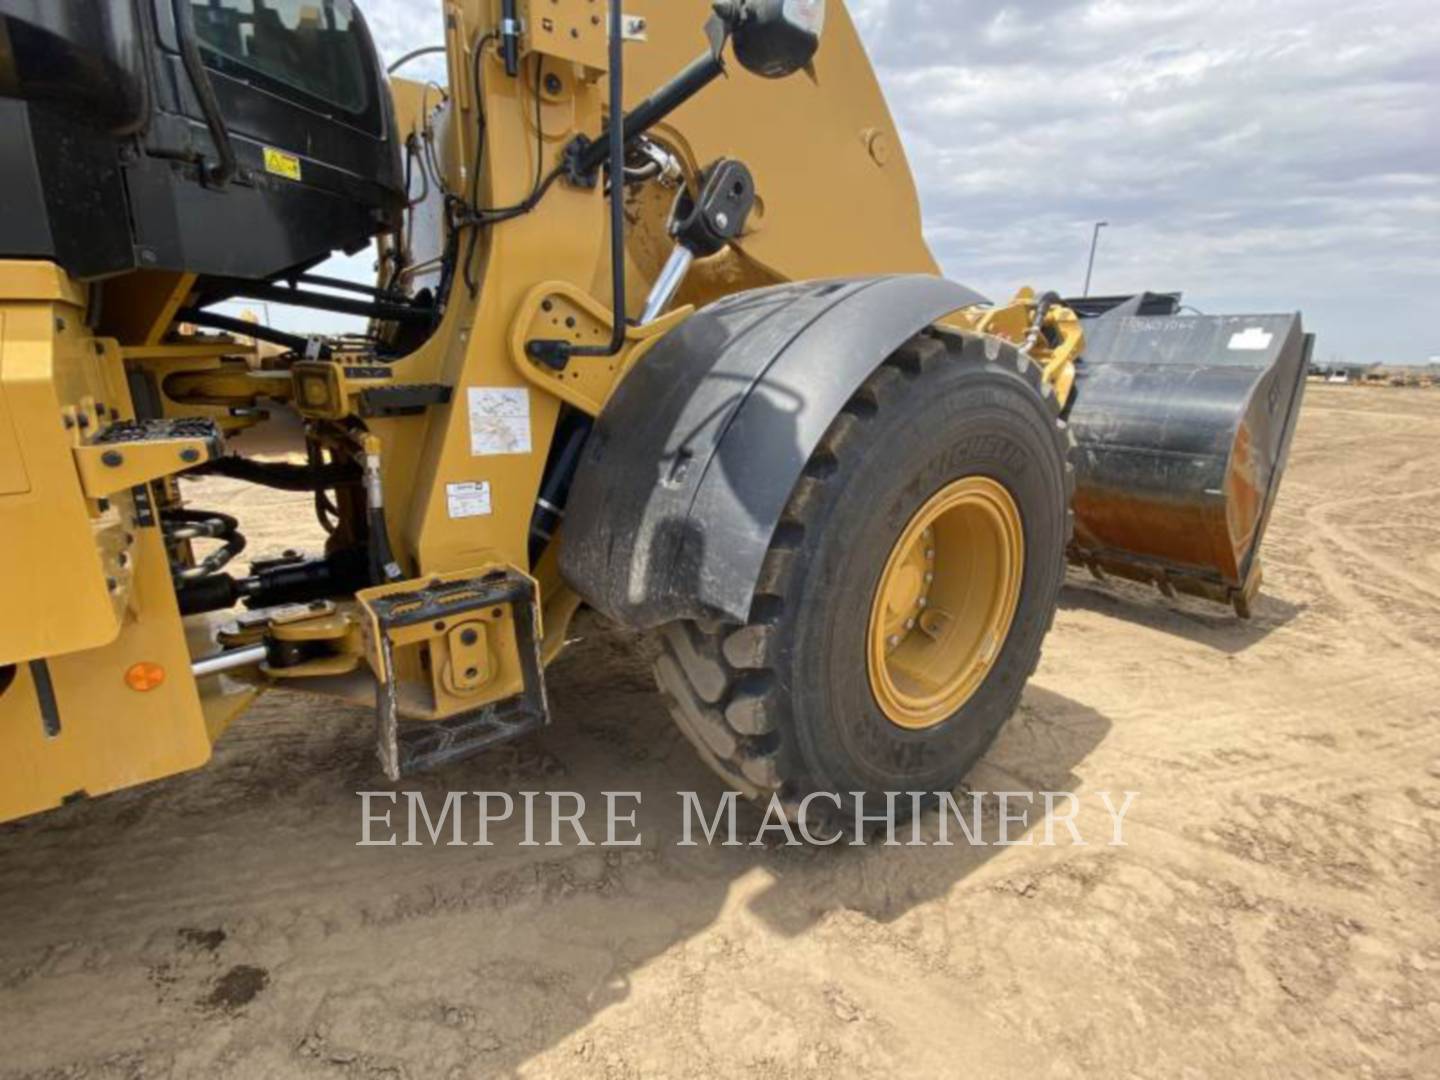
786 348 1067 794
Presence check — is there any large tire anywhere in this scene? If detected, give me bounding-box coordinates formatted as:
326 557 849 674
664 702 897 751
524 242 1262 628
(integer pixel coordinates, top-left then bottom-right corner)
651 329 1075 821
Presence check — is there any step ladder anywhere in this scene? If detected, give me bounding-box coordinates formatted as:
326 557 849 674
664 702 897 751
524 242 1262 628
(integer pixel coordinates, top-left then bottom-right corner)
359 569 550 780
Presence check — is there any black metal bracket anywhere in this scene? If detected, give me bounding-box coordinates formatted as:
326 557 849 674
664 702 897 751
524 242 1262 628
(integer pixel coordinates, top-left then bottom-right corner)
359 383 453 418
672 159 757 257
526 339 577 372
28 661 60 739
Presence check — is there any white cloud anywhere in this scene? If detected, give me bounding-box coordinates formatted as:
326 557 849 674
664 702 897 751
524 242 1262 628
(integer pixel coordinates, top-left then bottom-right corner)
348 0 1437 363
848 0 1440 362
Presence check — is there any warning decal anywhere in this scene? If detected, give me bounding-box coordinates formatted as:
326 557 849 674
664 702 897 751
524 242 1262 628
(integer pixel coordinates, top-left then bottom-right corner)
263 146 302 181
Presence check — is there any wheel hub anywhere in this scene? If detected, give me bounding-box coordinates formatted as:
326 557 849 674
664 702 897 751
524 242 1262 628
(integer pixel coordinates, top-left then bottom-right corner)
867 476 1025 731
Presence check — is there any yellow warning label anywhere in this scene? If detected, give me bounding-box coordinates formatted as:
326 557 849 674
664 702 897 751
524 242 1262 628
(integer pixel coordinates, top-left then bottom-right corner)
263 147 302 182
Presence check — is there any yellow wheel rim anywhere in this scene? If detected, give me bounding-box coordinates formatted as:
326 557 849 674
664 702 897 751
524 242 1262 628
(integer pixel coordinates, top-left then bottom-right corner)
867 477 1025 731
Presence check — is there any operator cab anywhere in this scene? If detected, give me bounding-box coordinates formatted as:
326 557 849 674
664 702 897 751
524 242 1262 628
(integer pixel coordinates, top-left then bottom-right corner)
0 0 403 283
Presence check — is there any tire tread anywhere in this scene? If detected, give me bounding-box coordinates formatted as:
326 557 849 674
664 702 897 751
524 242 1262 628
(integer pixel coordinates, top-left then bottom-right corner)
650 328 1074 809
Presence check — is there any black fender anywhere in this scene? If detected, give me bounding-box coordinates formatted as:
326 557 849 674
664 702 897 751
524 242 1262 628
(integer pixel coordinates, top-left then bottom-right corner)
560 274 988 629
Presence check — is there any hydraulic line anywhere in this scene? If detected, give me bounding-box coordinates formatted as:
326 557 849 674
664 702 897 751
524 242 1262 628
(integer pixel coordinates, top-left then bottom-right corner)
189 455 362 493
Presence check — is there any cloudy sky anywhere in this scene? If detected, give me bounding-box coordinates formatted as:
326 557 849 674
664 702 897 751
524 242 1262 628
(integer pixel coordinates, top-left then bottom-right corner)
317 0 1439 365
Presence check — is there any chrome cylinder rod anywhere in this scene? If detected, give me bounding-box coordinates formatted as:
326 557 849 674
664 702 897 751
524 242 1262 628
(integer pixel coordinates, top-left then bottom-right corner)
191 644 268 678
640 244 696 324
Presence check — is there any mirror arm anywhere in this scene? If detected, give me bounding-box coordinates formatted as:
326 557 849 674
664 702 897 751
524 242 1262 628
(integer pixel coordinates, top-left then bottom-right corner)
566 51 726 185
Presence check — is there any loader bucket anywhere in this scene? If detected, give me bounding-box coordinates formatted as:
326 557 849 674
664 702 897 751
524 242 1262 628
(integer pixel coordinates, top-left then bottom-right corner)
1064 295 1313 616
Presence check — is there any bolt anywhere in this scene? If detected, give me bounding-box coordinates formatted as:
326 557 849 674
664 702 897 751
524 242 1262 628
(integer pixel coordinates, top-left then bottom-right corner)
715 211 730 230
101 450 124 468
465 667 480 679
460 628 479 646
544 72 563 95
925 572 934 583
905 619 915 630
918 598 928 608
434 621 447 632
106 577 118 591
180 448 201 463
888 635 901 647
925 549 934 560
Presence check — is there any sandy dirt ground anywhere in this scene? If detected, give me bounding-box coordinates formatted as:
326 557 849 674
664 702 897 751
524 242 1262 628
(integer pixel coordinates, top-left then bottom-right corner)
1 384 1438 1078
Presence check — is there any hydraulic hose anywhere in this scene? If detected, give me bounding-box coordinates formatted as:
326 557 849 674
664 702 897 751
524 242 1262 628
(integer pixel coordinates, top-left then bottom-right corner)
597 0 629 357
188 455 363 493
569 0 629 358
525 0 630 368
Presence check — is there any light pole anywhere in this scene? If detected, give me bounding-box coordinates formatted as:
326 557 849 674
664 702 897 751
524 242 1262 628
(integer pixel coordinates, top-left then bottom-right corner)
1083 221 1109 298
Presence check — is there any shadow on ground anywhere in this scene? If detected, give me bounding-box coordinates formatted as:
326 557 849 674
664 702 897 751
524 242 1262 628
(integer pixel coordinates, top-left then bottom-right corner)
0 620 1113 1078
1060 571 1305 655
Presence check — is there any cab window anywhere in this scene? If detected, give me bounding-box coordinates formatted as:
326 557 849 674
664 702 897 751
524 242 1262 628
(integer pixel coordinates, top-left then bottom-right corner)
189 0 370 115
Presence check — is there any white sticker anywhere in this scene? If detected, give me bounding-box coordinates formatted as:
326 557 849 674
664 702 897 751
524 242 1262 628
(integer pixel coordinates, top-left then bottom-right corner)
447 481 492 519
468 387 532 457
1228 327 1274 351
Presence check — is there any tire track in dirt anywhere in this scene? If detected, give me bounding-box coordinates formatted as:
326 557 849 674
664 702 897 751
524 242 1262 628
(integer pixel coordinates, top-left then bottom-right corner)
2 386 1439 1079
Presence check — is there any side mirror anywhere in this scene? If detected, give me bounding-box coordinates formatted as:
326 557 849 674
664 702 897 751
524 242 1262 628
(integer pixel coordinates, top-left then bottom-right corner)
714 0 827 79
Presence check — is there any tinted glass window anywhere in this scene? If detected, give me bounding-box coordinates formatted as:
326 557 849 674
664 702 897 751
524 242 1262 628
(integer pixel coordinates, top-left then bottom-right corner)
190 0 370 114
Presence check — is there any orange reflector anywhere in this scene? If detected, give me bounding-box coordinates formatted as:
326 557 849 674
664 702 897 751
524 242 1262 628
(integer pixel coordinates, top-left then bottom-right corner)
124 662 166 692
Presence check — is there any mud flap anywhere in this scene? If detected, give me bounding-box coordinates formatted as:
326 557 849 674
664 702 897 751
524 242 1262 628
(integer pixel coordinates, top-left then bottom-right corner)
1066 295 1313 615
560 275 988 629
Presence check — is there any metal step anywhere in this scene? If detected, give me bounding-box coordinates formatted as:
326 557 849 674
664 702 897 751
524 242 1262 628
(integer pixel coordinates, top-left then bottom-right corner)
361 570 549 779
73 417 225 498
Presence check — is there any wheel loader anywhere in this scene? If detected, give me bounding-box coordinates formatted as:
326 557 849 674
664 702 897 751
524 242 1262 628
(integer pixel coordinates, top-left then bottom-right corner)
0 0 1312 825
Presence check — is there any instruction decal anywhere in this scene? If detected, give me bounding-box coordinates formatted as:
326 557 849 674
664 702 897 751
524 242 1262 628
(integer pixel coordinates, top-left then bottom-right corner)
447 481 493 519
468 387 532 456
